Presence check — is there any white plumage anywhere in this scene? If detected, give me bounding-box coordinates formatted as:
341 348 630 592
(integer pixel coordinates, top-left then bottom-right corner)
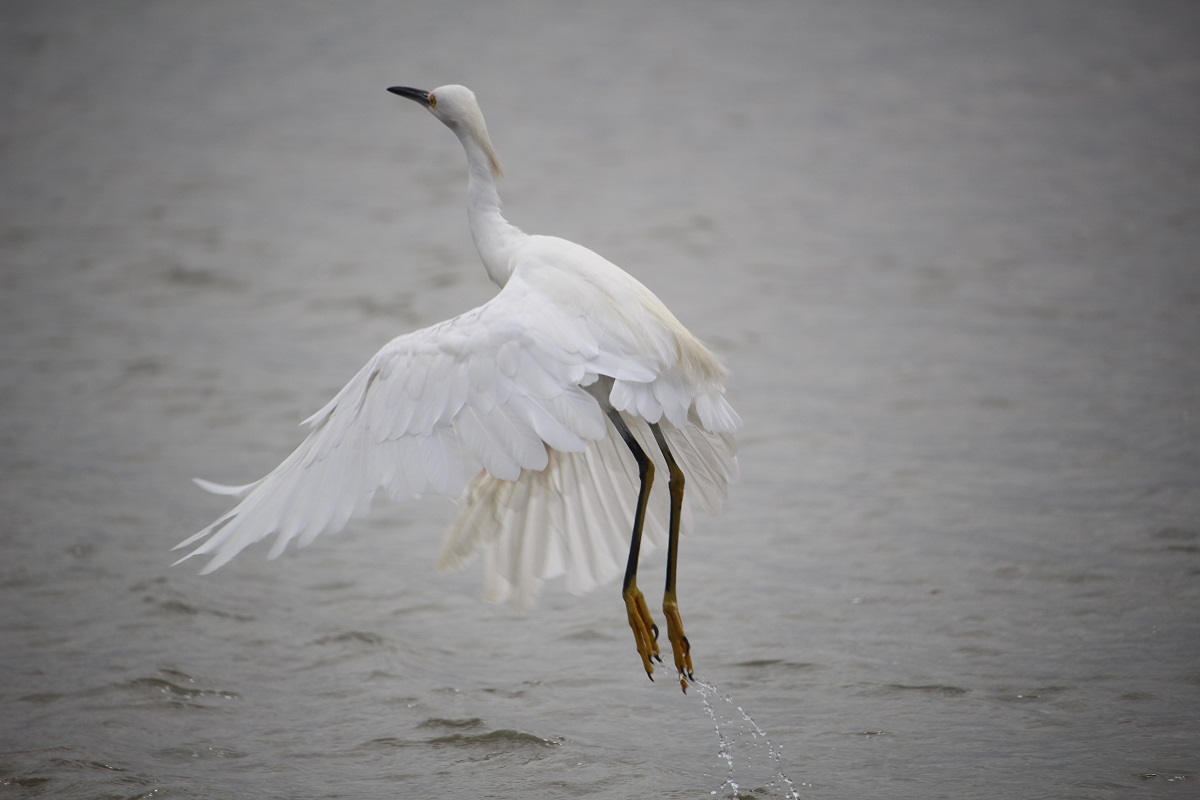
175 85 739 681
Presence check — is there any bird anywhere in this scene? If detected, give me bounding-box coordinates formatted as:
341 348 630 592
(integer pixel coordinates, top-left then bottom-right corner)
174 84 740 691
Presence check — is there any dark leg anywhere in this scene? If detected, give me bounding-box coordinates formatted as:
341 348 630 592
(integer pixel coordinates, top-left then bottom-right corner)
650 422 692 692
608 409 661 680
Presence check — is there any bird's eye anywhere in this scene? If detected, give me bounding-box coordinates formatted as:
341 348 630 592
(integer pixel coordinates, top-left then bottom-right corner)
428 93 437 109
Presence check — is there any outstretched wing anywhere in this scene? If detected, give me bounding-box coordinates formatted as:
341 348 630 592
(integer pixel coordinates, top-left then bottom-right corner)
438 408 739 610
173 273 647 573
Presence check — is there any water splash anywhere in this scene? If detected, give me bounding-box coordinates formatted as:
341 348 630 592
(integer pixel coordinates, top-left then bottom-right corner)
694 677 804 798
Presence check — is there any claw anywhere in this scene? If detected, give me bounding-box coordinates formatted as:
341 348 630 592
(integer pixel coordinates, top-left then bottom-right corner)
663 594 694 692
623 581 661 679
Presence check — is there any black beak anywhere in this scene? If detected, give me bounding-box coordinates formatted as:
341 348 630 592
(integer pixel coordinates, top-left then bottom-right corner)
387 86 431 107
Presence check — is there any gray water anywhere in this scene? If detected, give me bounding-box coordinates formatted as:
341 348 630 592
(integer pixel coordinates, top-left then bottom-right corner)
2 2 1198 798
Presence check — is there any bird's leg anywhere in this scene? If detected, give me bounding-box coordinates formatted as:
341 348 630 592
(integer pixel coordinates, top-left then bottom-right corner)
650 423 693 692
608 409 661 680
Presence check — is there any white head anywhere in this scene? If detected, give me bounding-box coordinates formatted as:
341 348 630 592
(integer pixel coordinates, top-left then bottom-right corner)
388 83 503 178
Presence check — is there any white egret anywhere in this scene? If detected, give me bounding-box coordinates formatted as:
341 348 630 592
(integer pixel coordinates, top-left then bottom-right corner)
175 84 740 690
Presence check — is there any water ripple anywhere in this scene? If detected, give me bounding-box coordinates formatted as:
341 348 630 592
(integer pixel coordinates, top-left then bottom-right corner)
418 716 485 729
311 630 387 646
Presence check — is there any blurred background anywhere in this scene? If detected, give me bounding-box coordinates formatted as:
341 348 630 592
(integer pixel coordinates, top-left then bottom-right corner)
1 1 1198 798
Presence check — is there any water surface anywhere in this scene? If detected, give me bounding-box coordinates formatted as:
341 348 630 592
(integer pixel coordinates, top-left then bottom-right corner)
2 2 1198 797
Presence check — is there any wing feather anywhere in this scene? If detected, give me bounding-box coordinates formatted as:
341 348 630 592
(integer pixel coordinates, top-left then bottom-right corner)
439 406 734 609
177 273 613 571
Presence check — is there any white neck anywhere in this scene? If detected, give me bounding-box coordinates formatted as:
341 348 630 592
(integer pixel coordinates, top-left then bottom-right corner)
458 133 525 287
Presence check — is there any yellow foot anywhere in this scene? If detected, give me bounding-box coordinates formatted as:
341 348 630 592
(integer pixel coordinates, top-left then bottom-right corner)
623 583 661 680
663 595 694 693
